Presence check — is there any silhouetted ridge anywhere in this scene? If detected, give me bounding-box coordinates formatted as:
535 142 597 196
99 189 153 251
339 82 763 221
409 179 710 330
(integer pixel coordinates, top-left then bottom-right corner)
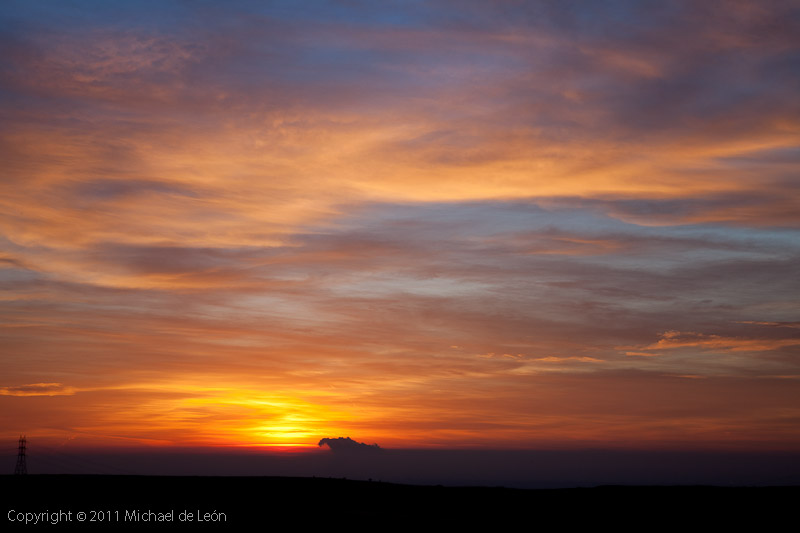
318 437 381 452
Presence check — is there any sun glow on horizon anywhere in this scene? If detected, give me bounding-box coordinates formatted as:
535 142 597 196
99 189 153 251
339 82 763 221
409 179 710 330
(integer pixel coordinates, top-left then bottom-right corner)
100 381 362 448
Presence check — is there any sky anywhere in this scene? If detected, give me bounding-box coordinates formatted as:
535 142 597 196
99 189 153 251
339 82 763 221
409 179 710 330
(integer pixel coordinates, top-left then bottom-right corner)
1 0 799 455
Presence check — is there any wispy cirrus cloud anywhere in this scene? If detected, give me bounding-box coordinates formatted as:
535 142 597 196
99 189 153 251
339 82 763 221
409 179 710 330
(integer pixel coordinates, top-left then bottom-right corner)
626 330 800 355
0 383 77 397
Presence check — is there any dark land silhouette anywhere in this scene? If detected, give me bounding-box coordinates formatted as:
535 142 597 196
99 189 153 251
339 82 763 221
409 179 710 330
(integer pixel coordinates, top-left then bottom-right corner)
3 474 797 530
5 445 800 529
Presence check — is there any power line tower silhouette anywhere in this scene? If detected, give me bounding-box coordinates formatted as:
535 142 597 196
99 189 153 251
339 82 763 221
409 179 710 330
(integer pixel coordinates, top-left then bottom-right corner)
14 435 27 475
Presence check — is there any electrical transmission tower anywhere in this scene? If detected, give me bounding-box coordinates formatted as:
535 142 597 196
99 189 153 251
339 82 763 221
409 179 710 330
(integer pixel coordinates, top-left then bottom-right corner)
14 435 27 475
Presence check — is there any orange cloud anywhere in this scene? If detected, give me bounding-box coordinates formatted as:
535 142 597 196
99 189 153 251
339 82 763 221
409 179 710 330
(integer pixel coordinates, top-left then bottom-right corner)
636 330 800 353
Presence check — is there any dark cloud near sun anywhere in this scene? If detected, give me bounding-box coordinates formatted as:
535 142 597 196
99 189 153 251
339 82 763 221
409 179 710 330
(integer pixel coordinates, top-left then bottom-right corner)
319 437 381 453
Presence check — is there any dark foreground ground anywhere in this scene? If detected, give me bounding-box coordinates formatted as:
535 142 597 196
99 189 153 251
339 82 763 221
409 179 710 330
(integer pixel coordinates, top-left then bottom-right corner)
3 475 797 529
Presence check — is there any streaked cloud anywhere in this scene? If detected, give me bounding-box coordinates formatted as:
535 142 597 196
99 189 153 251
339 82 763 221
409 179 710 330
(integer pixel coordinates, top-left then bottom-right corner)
0 383 77 397
637 330 800 353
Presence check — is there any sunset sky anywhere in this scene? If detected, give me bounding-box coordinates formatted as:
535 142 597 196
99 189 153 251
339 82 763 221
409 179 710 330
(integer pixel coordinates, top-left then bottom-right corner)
1 0 799 453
